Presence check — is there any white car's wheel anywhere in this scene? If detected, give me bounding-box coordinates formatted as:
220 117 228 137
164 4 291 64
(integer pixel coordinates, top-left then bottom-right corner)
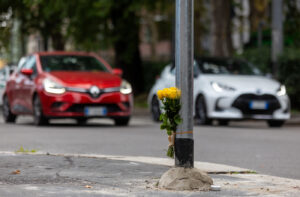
267 120 285 128
151 96 161 122
195 95 212 125
218 119 229 126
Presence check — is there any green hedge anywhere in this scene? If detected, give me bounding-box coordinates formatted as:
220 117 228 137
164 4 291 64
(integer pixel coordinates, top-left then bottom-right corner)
142 60 169 91
278 48 300 110
235 46 271 74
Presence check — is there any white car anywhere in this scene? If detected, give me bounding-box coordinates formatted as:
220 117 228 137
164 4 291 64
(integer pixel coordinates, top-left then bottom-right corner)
0 66 16 105
148 58 290 127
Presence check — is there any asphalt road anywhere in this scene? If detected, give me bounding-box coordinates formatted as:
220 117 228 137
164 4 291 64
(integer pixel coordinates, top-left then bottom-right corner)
0 113 300 180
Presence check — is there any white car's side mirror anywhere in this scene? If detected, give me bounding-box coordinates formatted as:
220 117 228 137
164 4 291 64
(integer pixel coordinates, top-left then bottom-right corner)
265 73 273 78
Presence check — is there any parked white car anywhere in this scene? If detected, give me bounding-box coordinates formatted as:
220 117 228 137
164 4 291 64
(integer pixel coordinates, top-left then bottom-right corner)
0 66 16 105
148 58 290 127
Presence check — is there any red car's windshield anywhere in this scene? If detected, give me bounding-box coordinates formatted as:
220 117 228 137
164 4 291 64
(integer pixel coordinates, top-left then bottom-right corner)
40 55 109 72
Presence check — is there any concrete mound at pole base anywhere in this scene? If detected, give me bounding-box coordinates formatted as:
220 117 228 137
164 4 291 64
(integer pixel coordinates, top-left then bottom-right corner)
158 167 213 191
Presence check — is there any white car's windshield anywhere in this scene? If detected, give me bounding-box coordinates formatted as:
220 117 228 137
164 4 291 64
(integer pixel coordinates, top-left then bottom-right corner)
198 59 262 75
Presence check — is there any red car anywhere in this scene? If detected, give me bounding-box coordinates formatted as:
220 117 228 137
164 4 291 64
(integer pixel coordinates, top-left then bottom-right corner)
2 51 133 126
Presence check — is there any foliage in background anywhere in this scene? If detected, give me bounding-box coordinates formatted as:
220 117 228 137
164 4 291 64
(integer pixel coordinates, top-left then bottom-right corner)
278 48 300 110
235 45 271 74
0 0 174 94
143 61 168 91
284 0 300 48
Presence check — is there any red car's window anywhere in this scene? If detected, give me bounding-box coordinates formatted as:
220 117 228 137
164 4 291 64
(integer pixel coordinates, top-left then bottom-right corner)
40 55 108 72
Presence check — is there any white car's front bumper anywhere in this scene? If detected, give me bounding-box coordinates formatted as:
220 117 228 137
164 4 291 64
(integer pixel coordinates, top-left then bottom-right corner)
205 91 290 120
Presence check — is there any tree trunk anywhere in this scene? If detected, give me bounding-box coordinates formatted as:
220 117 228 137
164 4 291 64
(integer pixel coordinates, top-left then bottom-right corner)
110 1 144 94
249 0 269 34
42 33 48 51
194 0 205 56
51 32 65 51
211 0 233 57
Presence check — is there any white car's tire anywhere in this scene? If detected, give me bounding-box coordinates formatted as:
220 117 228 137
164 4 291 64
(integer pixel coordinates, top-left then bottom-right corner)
267 120 285 128
218 119 229 126
195 95 212 125
151 96 161 122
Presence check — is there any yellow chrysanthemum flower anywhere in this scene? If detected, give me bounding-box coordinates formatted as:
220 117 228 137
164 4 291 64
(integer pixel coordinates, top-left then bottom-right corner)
157 87 181 100
157 90 164 100
176 89 181 97
163 88 169 98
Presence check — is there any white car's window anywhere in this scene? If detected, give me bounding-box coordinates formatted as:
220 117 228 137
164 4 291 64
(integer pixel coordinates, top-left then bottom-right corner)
202 62 230 74
199 60 262 75
170 61 200 76
0 70 5 81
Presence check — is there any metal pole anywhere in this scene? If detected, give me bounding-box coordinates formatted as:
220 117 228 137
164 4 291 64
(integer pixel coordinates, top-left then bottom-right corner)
175 0 194 168
271 0 283 77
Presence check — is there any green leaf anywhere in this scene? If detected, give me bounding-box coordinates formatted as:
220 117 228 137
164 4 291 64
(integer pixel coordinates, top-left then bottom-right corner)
167 130 172 136
174 114 182 125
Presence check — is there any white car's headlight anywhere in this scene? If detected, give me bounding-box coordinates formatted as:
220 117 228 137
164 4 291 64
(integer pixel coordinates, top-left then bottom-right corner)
120 80 132 94
211 82 236 92
277 85 286 96
43 78 66 94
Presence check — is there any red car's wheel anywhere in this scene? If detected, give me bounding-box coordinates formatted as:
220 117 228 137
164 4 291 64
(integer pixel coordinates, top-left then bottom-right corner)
76 118 88 125
2 95 17 123
33 95 49 126
114 117 130 126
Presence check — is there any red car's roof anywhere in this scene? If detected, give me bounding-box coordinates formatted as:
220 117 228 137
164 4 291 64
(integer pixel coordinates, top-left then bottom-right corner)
34 51 95 56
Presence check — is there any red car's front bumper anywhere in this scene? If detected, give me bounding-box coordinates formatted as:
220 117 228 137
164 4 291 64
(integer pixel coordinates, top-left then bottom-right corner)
39 90 133 118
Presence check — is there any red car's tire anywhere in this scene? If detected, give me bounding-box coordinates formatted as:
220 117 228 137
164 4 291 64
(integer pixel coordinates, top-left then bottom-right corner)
114 117 130 126
33 95 49 126
76 118 88 125
2 95 17 123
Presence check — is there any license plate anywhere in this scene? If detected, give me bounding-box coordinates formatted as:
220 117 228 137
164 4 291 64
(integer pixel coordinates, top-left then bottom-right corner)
249 101 268 110
84 107 107 116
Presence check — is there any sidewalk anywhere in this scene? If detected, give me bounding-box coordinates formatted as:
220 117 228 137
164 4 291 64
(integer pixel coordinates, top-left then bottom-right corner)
0 152 299 197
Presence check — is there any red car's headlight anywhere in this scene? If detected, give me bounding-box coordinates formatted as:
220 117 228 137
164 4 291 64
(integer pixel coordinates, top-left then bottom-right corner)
43 78 66 94
120 80 132 94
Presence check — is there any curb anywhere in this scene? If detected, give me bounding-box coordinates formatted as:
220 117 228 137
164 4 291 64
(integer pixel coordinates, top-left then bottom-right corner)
0 151 254 173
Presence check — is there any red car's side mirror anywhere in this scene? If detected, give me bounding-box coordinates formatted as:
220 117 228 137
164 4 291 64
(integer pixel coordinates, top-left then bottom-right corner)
112 68 123 76
21 69 33 76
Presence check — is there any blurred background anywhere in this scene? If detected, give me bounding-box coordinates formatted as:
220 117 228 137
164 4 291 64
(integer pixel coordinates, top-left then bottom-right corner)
0 0 299 112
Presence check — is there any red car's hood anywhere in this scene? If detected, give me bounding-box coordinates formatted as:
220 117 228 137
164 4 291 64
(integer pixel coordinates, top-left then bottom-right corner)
47 71 121 89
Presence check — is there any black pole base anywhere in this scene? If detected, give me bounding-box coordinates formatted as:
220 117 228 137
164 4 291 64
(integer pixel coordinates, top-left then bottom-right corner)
175 138 194 168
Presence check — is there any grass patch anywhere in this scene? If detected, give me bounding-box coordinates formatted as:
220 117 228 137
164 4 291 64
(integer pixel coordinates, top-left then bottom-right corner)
291 109 300 115
15 146 37 153
134 93 148 108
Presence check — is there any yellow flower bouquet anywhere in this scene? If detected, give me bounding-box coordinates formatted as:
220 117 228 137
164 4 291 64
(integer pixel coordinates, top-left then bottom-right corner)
157 87 182 158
